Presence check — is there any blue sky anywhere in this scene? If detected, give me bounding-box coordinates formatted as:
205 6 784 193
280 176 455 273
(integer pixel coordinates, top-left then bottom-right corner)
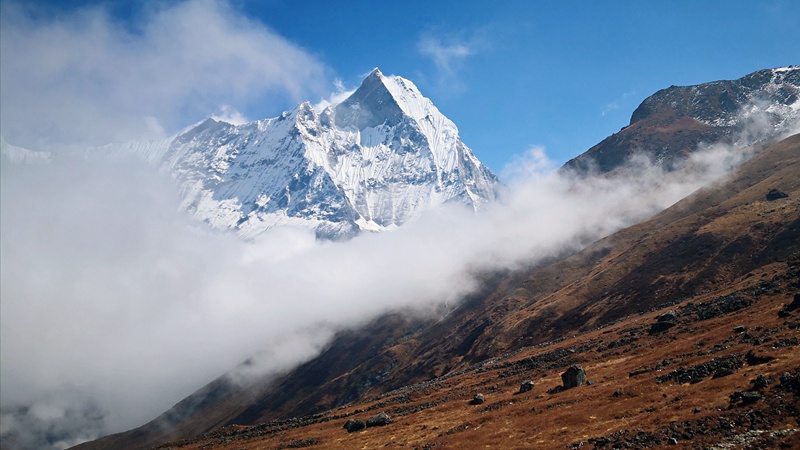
2 0 798 176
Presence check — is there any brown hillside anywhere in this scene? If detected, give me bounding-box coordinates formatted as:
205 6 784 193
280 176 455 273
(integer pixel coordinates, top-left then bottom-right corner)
75 134 800 449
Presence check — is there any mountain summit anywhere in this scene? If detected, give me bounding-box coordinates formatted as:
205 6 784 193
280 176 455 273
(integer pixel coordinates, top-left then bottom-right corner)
564 66 800 173
118 68 497 240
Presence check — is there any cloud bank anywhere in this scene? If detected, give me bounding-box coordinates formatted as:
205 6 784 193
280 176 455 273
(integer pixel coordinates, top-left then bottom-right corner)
0 137 750 449
0 0 328 149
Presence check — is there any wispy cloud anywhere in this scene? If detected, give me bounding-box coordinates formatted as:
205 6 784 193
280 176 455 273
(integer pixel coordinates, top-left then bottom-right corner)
0 0 328 149
418 36 475 74
417 30 488 92
602 90 638 117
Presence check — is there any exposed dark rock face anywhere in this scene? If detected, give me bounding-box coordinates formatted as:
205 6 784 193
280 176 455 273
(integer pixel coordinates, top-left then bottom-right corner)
561 365 587 389
519 380 535 393
470 393 485 405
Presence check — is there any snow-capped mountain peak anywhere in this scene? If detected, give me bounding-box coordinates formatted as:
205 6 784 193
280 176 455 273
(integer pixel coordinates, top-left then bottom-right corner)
106 69 498 240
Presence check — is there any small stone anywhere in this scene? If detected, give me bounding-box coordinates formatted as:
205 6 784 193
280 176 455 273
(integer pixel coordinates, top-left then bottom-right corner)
343 419 366 433
648 321 676 335
519 380 535 393
713 367 734 379
751 374 769 390
693 407 702 413
785 293 800 312
733 325 746 333
668 437 678 445
657 310 678 323
745 349 773 366
470 393 485 405
366 412 392 427
740 391 761 404
766 188 788 201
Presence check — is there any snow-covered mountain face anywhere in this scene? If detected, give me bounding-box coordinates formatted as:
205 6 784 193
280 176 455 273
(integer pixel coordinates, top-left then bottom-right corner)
115 69 497 240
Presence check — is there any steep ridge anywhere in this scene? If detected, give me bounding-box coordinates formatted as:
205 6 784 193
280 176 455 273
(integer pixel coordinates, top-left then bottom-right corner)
112 68 497 240
563 67 799 173
111 133 800 450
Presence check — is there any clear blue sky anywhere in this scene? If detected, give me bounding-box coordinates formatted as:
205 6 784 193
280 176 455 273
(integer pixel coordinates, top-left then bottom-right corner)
3 0 799 176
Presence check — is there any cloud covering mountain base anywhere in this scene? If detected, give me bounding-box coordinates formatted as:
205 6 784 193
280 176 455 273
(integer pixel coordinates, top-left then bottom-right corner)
0 140 753 449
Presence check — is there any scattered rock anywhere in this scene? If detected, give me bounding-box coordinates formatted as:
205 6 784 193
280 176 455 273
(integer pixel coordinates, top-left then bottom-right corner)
751 374 769 390
744 349 774 366
519 380 534 393
766 188 788 201
366 412 392 427
657 354 743 384
740 391 761 405
648 321 676 335
648 310 679 335
712 367 734 379
561 365 587 389
778 372 800 394
343 419 366 433
658 310 678 322
683 294 752 321
470 393 485 405
729 390 762 407
733 325 747 333
668 437 679 445
783 293 800 312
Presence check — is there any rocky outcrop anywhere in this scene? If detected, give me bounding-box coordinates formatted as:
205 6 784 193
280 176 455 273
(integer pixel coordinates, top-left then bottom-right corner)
561 365 587 389
563 67 800 174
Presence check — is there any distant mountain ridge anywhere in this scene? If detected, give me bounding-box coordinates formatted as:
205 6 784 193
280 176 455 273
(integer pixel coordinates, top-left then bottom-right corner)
564 66 800 173
111 68 498 239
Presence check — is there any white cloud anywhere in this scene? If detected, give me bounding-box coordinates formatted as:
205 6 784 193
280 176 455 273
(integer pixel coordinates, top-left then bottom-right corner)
601 90 638 117
312 77 355 112
0 138 750 448
0 0 328 149
211 105 248 125
417 30 488 92
418 36 474 73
